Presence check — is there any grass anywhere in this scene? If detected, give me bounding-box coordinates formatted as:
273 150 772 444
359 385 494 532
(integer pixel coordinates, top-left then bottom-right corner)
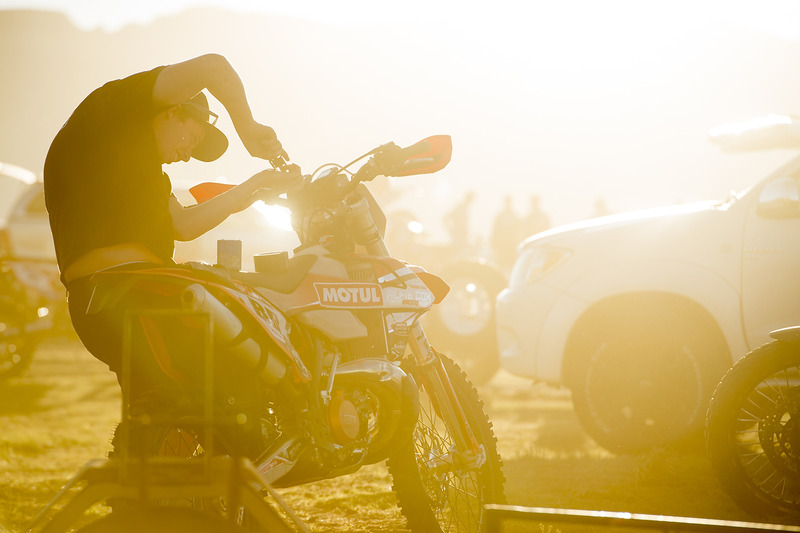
0 340 119 531
0 340 410 533
0 339 766 532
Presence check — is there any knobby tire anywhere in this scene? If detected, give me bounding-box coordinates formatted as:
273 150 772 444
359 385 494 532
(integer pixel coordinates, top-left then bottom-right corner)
706 340 800 520
388 353 506 532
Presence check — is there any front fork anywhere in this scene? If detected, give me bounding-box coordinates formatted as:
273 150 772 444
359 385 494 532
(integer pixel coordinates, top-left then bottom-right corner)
352 194 484 471
407 320 485 472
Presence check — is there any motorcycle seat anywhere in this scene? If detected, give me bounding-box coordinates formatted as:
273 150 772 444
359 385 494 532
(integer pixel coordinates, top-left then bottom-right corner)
231 254 317 294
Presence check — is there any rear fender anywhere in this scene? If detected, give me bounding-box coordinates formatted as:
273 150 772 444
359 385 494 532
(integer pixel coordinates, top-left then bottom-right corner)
86 267 312 383
85 273 186 314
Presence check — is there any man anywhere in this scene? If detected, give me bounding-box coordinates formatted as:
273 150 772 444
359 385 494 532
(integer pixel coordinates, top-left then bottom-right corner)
44 54 298 385
490 195 520 272
443 190 473 250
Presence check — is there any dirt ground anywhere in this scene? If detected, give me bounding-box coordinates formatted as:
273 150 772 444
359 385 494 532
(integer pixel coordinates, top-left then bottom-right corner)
0 338 775 532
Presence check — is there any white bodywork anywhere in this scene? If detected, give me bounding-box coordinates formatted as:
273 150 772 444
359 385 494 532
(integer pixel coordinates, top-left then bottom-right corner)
496 154 800 383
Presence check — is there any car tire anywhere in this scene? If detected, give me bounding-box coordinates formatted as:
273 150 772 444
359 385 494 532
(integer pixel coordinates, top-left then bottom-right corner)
569 298 730 454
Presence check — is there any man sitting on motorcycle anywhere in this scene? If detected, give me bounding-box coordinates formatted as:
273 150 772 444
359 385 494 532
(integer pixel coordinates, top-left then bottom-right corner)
43 54 299 396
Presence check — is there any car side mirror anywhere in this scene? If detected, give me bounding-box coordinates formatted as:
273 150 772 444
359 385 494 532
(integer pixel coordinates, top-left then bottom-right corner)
757 176 800 218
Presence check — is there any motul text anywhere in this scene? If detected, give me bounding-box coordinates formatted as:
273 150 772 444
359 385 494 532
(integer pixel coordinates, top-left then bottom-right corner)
314 283 383 307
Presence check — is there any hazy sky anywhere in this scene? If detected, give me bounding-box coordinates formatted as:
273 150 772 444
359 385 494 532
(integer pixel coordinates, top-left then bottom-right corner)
4 0 800 239
5 0 800 37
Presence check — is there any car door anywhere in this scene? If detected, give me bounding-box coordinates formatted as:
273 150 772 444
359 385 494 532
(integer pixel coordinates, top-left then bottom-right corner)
741 160 800 352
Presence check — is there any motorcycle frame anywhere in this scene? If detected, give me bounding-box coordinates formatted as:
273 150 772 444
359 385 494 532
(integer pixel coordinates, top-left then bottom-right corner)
251 184 485 485
129 144 484 485
344 190 483 459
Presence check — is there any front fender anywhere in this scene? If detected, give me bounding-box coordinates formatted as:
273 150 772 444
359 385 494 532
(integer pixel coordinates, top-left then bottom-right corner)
409 267 450 304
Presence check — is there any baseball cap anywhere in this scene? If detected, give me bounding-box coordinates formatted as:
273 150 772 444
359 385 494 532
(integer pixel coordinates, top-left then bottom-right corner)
181 92 228 162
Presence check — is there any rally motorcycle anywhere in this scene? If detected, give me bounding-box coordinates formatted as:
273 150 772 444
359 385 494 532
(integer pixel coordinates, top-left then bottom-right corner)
93 135 505 532
706 326 800 522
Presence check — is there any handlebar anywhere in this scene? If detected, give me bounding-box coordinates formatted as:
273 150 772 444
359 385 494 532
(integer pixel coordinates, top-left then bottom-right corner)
368 135 452 178
190 136 451 212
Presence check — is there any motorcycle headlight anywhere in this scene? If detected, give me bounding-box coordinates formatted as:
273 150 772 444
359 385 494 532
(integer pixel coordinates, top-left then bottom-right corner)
509 246 570 287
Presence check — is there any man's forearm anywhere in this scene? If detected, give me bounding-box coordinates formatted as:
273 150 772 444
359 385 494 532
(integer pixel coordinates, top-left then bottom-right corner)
170 177 260 241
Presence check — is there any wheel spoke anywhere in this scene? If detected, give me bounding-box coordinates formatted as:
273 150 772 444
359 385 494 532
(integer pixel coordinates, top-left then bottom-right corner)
711 344 800 516
389 355 504 532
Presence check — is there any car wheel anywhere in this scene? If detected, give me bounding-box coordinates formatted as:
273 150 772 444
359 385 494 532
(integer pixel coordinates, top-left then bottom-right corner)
569 300 729 454
423 261 506 385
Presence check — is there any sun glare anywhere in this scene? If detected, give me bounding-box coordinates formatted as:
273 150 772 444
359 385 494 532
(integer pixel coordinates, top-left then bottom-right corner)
407 221 424 234
252 201 294 231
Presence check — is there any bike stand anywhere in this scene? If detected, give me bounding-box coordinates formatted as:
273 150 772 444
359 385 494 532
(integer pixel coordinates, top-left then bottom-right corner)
25 455 311 533
25 308 312 533
482 504 800 532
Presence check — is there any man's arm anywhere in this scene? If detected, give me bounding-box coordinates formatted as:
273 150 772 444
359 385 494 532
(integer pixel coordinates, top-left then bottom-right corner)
170 168 300 242
152 54 284 160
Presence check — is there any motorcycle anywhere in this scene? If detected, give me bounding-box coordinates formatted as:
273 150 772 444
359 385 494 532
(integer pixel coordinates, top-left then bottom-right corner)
88 135 506 532
0 259 67 378
705 326 800 522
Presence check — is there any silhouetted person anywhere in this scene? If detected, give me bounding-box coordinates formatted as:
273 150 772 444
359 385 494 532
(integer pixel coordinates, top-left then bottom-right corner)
444 190 474 250
522 194 550 237
593 196 611 218
490 195 521 271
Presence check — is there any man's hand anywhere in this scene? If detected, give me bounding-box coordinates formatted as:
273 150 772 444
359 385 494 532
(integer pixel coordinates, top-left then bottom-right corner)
237 120 287 161
250 165 303 194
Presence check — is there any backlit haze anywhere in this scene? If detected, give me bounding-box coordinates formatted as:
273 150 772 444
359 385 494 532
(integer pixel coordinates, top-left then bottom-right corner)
2 0 800 243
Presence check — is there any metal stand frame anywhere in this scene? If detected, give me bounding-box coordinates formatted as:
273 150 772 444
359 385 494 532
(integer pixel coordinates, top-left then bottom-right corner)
25 308 310 533
27 456 308 533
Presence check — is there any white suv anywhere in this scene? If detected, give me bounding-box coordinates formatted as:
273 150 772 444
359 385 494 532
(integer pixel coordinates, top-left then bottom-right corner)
496 117 800 453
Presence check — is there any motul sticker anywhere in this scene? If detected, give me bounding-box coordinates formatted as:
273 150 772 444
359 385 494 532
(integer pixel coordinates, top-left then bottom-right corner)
314 283 383 307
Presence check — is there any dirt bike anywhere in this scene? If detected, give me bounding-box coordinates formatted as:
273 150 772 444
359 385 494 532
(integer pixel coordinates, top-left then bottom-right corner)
87 135 505 532
706 326 800 522
0 259 66 378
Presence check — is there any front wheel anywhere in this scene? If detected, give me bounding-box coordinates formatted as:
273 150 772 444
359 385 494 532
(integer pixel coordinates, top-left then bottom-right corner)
706 341 800 520
387 353 506 532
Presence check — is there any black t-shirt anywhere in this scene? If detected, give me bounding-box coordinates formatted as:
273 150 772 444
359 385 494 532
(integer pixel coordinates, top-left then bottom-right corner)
44 66 175 279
